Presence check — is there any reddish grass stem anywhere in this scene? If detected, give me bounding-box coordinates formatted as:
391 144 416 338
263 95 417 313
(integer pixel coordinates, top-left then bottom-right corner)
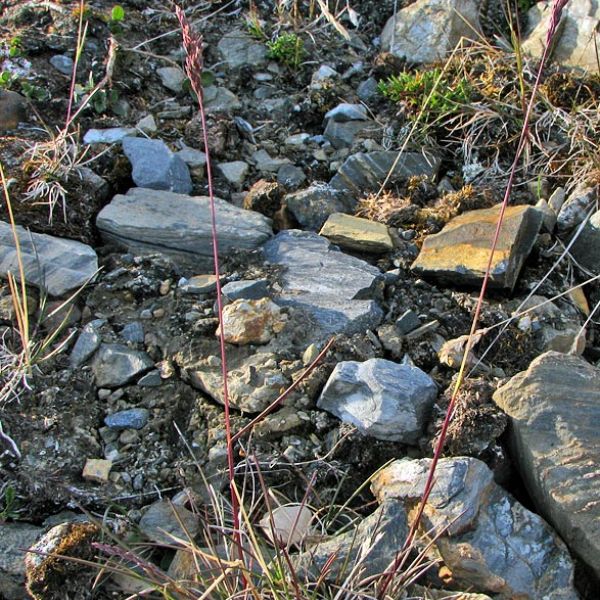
377 1 571 597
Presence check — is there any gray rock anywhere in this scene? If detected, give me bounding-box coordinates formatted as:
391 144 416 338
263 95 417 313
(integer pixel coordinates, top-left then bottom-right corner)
252 149 292 173
222 279 269 301
548 186 566 214
323 119 373 150
293 501 407 581
396 309 421 334
136 114 157 134
570 209 600 273
0 522 43 600
217 29 267 68
0 89 26 131
522 0 600 70
137 370 162 387
92 343 154 388
121 321 144 344
310 64 339 87
412 204 543 290
139 500 199 546
122 137 192 194
381 0 481 64
179 274 221 295
0 221 98 297
176 146 207 168
493 351 600 580
157 66 185 93
263 230 383 337
330 151 441 196
277 164 306 189
49 54 73 75
69 321 103 368
317 358 437 443
189 352 289 413
319 212 393 253
104 408 150 430
284 132 310 146
535 198 556 232
556 183 597 233
285 183 355 231
217 161 249 188
96 188 272 265
203 86 242 112
372 457 578 599
357 77 380 104
83 127 137 145
324 103 368 122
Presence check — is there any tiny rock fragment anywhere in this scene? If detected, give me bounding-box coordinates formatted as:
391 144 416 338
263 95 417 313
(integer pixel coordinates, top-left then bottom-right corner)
82 458 112 483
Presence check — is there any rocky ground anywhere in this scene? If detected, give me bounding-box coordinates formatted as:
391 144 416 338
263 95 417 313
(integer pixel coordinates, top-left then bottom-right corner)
0 1 599 599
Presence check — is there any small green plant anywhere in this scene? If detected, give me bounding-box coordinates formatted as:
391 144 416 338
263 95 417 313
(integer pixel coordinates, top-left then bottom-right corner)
20 80 48 102
0 70 17 89
267 32 305 69
0 485 19 521
107 4 125 34
378 68 471 123
7 36 23 58
74 72 119 114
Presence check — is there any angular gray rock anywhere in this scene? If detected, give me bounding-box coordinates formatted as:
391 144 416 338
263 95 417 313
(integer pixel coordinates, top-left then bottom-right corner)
324 103 368 122
104 408 150 430
0 221 98 297
0 90 27 131
222 279 269 301
203 86 242 112
139 500 199 546
522 0 600 71
96 188 272 264
69 320 103 368
217 161 248 188
156 66 185 93
556 183 597 233
317 358 437 443
329 151 441 196
493 351 600 580
122 137 192 194
285 183 356 231
323 119 373 149
277 164 306 189
49 54 74 75
83 127 137 145
570 209 600 273
411 204 542 290
92 343 154 388
217 29 267 68
381 0 481 64
262 230 383 337
372 457 578 599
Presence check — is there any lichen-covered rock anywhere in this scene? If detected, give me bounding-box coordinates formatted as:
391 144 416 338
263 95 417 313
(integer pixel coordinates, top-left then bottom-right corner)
217 298 287 345
319 213 393 253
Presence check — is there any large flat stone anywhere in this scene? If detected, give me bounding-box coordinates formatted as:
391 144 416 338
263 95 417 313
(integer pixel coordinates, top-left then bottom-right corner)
0 221 98 296
493 351 600 580
96 188 272 264
262 230 383 337
319 212 393 253
411 204 542 290
329 151 441 197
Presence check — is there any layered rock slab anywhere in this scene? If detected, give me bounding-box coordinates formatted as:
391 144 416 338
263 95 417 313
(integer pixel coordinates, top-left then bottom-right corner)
372 457 578 599
96 188 272 264
319 212 393 254
0 221 98 297
411 204 542 290
493 351 600 580
262 230 383 337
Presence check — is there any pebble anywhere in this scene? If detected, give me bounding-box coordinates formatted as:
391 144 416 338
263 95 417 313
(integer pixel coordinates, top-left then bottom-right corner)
82 459 112 483
121 321 144 344
138 370 162 387
104 408 150 430
49 54 73 75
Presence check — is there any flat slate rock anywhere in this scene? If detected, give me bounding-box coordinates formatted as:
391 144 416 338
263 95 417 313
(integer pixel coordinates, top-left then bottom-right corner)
92 343 154 388
330 151 441 196
262 230 383 337
570 209 600 273
412 204 542 290
217 29 267 68
317 358 437 443
493 351 600 580
0 221 98 297
319 212 393 253
96 188 272 264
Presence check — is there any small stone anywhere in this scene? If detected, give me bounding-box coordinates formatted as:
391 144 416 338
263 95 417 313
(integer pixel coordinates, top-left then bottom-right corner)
557 184 597 233
217 161 249 188
221 279 269 301
395 309 420 335
119 430 139 445
69 322 102 368
176 145 207 168
139 500 200 546
82 459 112 482
324 103 368 122
204 87 241 112
138 370 162 387
277 164 306 189
302 343 320 366
121 321 144 344
104 408 150 430
159 279 171 295
319 213 393 253
535 198 556 232
83 127 137 145
152 307 165 318
323 119 373 149
285 133 310 146
49 54 73 75
252 149 292 173
136 114 157 133
357 77 380 104
92 344 154 388
157 66 185 93
218 298 286 345
311 65 339 86
217 29 267 68
548 186 566 214
179 274 220 294
0 90 26 131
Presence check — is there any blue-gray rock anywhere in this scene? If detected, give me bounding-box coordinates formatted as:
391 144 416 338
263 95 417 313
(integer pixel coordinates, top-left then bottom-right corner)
96 188 272 265
121 321 144 344
493 351 600 581
357 77 380 104
317 358 437 443
395 309 420 334
176 146 207 168
277 164 306 190
49 54 73 75
138 500 199 546
570 209 600 273
323 119 374 150
263 230 383 337
556 183 597 233
92 343 154 388
156 66 185 93
122 137 192 194
104 408 150 430
252 149 291 173
330 151 441 196
69 321 103 368
324 103 368 122
222 279 269 301
203 86 242 112
285 183 355 231
217 29 267 68
372 457 578 599
0 221 98 297
217 161 248 188
0 522 43 597
83 127 137 145
137 370 162 387
310 64 339 87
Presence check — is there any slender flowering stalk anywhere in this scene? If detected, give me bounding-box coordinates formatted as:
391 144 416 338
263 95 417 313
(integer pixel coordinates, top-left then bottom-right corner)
175 3 242 570
377 1 571 597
